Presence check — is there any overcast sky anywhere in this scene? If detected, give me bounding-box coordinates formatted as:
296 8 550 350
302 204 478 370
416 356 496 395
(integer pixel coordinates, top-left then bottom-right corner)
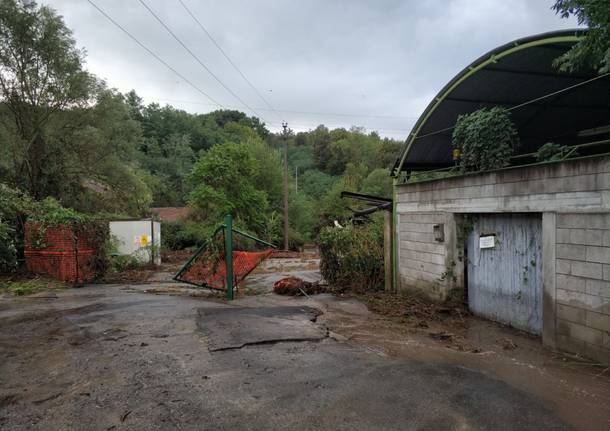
45 0 579 139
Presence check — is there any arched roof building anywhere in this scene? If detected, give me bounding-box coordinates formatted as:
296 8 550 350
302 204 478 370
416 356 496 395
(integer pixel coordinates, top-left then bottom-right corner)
393 30 610 176
391 30 610 364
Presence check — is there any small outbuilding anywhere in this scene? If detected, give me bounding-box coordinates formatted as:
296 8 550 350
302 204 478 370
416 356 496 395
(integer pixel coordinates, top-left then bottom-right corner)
392 30 610 362
109 219 161 265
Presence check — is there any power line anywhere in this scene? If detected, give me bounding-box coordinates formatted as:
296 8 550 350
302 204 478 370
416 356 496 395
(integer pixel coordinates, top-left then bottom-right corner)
137 0 266 122
155 97 418 120
415 71 610 140
86 0 221 107
177 0 284 124
286 122 413 133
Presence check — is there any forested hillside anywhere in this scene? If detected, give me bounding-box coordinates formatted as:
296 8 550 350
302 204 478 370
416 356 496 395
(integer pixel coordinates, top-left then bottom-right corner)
0 0 401 256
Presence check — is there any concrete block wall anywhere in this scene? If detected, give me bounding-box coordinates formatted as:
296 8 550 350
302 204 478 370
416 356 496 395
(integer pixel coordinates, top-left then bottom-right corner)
397 212 460 299
395 155 610 362
555 213 610 362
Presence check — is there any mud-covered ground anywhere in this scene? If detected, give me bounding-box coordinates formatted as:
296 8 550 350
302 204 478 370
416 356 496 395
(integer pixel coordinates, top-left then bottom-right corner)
0 258 608 430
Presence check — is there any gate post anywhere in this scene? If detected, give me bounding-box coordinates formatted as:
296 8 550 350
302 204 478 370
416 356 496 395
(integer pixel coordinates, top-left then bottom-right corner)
224 214 234 300
384 211 393 292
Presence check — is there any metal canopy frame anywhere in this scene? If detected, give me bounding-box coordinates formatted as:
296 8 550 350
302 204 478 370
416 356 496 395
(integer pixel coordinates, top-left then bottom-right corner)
391 29 610 176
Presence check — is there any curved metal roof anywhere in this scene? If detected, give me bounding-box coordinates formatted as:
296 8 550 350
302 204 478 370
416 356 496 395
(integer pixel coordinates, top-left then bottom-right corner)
393 29 610 176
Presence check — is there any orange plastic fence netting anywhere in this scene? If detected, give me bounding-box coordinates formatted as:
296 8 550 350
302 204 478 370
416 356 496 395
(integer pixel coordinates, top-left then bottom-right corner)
177 250 273 290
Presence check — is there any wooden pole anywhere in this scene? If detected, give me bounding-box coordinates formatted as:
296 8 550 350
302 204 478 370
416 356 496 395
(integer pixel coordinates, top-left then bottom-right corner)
384 211 393 292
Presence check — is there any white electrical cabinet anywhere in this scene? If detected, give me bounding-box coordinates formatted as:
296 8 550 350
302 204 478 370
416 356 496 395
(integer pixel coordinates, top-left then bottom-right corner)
109 219 161 265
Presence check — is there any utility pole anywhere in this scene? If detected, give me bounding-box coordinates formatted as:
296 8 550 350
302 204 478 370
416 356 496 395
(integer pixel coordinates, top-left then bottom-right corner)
282 121 289 250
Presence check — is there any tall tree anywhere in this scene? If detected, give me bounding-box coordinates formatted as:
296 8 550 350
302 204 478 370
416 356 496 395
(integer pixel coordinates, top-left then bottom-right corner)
0 0 97 198
553 0 610 73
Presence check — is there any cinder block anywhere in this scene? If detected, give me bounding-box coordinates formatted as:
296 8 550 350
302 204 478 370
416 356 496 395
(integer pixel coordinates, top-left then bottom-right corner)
556 229 571 243
585 246 610 264
557 289 604 311
403 258 446 277
557 244 586 261
401 231 435 243
604 264 610 281
401 249 445 265
565 321 605 346
586 311 610 332
556 259 571 274
556 333 585 354
586 230 603 246
585 343 610 363
555 318 571 335
556 274 586 292
557 304 586 325
603 230 610 247
569 229 587 245
400 240 445 255
586 279 610 299
571 261 603 279
559 213 610 229
399 222 435 233
557 214 587 229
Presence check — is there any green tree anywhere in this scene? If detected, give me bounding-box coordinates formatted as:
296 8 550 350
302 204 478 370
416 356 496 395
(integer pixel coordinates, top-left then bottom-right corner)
553 0 610 73
0 0 98 198
43 90 150 215
360 168 393 198
188 142 268 232
299 169 337 199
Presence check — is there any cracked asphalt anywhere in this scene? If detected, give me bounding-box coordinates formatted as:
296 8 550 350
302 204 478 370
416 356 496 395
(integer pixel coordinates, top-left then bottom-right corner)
0 283 581 430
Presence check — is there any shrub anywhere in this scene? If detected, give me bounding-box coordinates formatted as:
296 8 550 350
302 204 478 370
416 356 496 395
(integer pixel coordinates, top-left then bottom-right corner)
0 221 17 273
0 183 34 273
535 142 577 162
318 221 384 291
452 107 518 172
161 220 213 250
28 197 111 278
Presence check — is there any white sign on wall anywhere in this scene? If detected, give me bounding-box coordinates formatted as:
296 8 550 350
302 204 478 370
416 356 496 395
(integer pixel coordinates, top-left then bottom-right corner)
479 235 496 249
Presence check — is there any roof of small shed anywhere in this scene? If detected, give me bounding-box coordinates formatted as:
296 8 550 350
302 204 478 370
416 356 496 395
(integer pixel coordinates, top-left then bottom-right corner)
392 29 610 176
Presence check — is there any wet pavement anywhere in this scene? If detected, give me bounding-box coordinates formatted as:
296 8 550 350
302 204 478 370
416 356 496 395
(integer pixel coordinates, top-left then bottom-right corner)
0 261 608 430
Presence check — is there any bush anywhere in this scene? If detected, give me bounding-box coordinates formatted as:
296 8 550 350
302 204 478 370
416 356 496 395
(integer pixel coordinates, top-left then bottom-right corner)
162 221 211 250
27 197 111 278
535 142 577 162
0 221 17 273
452 107 518 172
0 183 34 273
318 221 384 291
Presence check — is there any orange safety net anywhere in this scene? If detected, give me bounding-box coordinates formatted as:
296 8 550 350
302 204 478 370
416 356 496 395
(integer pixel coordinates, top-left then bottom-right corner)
177 250 273 290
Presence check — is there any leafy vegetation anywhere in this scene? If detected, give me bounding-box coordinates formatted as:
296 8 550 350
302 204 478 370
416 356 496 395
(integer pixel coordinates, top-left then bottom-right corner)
0 0 403 279
535 142 577 162
0 277 66 296
318 221 385 291
553 0 610 73
452 107 518 172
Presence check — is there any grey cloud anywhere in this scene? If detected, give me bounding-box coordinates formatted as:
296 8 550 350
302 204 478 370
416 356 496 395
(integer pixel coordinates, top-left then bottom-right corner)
46 0 579 138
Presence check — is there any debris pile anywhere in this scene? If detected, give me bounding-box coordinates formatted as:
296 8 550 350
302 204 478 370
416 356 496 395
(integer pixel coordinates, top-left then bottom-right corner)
273 277 327 296
358 291 470 326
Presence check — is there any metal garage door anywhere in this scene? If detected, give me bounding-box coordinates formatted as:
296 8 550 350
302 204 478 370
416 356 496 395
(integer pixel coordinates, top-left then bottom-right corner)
467 214 542 334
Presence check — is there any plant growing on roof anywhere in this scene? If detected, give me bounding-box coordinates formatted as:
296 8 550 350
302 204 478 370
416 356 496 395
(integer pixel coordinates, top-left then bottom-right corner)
535 142 577 162
452 107 518 172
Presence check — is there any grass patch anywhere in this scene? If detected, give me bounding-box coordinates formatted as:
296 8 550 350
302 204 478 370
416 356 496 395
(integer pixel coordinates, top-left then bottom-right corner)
0 276 67 296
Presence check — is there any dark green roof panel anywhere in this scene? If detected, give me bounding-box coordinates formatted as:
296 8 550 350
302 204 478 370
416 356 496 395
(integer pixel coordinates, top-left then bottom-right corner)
393 30 610 174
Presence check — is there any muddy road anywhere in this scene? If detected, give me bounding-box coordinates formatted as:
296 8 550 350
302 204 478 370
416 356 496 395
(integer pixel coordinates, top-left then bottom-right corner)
0 279 608 430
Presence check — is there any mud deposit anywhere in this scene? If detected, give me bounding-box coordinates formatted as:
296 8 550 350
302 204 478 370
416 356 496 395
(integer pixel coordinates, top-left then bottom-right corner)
0 284 606 430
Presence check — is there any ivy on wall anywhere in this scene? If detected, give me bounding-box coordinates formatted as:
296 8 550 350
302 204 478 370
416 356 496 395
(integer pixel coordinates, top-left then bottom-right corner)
452 107 518 172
